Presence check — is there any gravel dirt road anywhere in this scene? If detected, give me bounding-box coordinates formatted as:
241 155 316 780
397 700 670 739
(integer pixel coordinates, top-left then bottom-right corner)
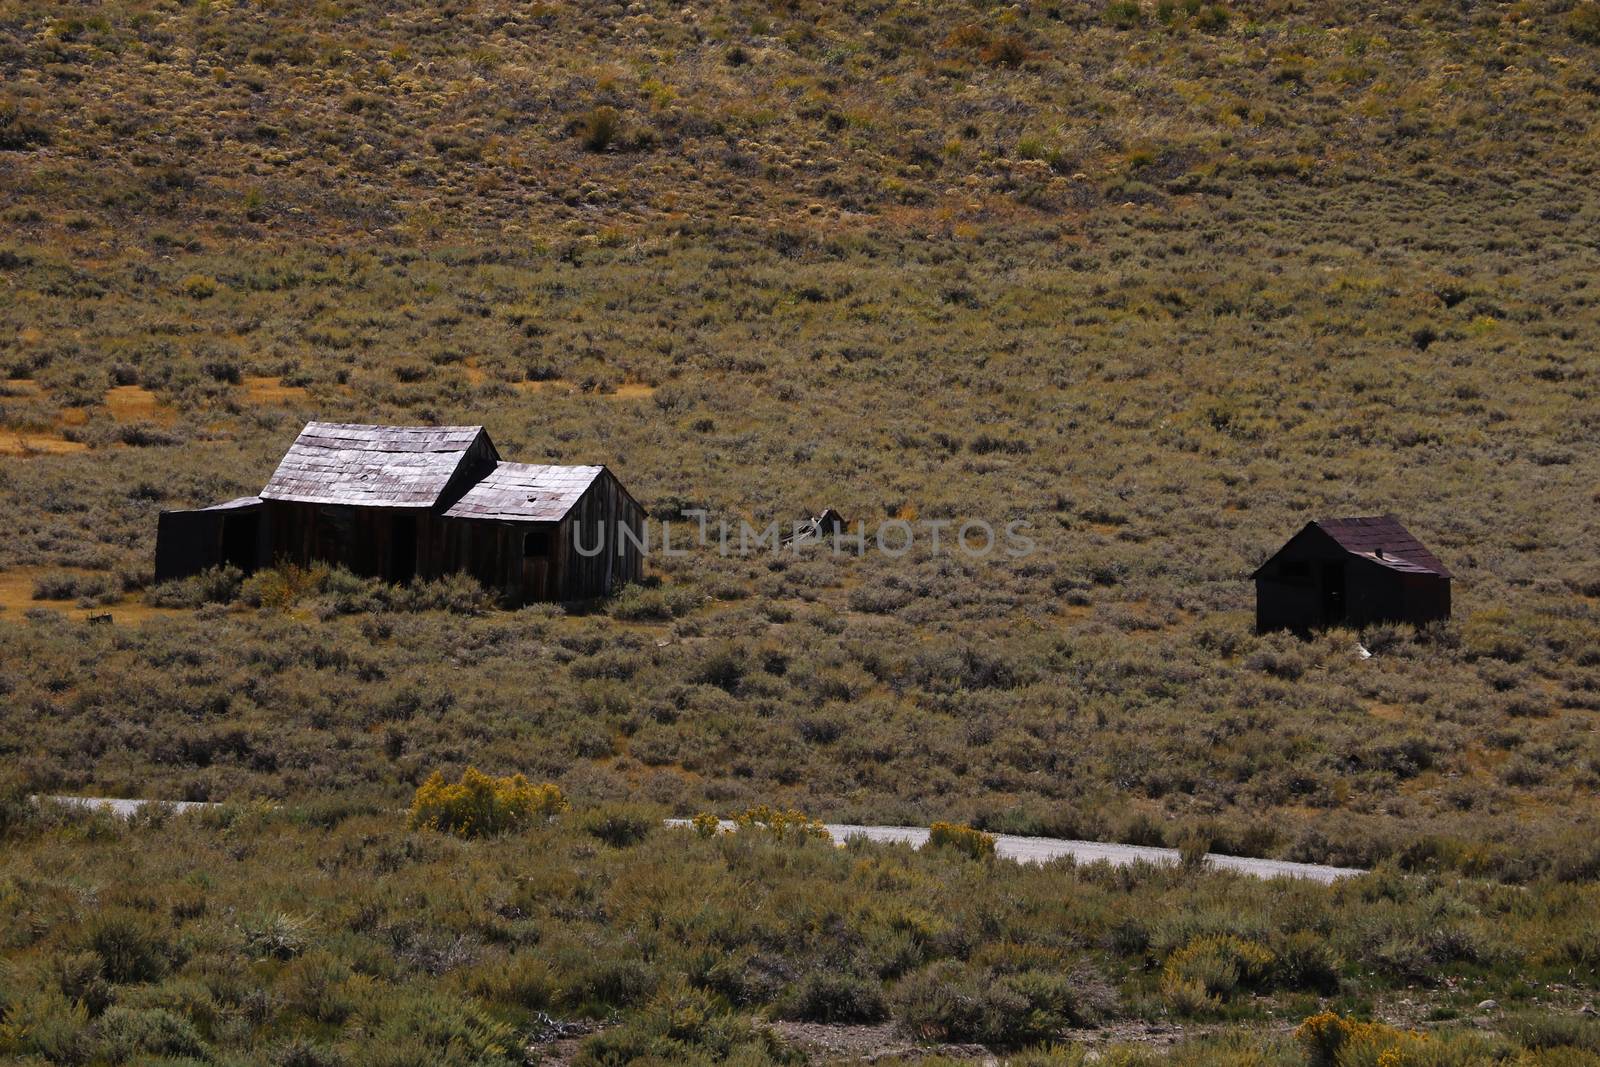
49 800 1363 883
670 820 1365 883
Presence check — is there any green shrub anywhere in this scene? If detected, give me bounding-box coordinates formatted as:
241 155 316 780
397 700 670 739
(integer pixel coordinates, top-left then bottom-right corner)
31 572 91 600
1570 2 1600 44
576 984 794 1066
410 768 567 838
1509 1013 1600 1051
692 643 748 691
779 971 886 1024
1177 828 1211 871
608 583 698 620
581 804 658 848
344 986 518 1066
241 911 313 961
1105 0 1144 28
581 107 621 151
0 987 87 1061
0 776 36 839
396 572 493 615
1273 932 1341 994
270 1036 346 1067
89 1005 207 1061
0 94 50 151
895 962 1091 1046
86 912 173 984
281 950 354 1023
52 951 114 1015
1160 936 1276 1015
927 822 996 861
147 565 243 608
561 951 657 1013
462 951 558 1011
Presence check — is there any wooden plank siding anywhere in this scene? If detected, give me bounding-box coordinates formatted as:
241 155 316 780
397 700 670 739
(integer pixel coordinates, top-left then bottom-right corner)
550 468 646 601
258 468 644 605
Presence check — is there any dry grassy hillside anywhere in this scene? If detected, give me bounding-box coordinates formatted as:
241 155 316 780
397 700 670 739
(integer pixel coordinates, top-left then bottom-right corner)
1 0 1599 874
7 2 1600 1065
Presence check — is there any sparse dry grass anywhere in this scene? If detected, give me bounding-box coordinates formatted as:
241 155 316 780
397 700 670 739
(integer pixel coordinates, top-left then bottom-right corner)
0 798 1598 1066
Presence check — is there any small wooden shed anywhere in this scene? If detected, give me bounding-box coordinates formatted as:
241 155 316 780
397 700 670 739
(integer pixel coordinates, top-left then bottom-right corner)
155 421 645 604
154 495 267 581
1252 516 1452 633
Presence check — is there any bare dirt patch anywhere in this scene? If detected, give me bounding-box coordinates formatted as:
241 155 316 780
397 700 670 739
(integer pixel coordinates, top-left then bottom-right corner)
243 376 310 407
772 1021 990 1062
774 1019 1300 1062
514 378 573 394
105 385 176 424
0 431 90 457
0 567 93 609
1 384 180 456
1367 701 1408 722
0 567 183 625
512 379 657 399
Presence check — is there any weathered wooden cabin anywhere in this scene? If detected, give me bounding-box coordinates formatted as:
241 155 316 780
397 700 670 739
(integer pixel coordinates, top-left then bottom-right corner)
1252 515 1452 633
155 422 645 604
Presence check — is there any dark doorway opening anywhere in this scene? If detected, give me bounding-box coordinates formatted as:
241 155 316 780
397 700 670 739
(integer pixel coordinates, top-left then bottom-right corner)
522 526 551 603
392 515 417 584
1320 563 1345 625
221 513 259 573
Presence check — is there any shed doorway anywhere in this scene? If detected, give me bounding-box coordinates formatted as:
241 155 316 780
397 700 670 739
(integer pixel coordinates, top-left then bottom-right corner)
1320 563 1345 625
221 512 259 573
522 526 551 602
391 515 417 585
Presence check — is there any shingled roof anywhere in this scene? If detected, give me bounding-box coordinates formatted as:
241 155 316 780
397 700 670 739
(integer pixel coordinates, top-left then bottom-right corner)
1314 515 1452 577
442 463 605 522
260 422 496 508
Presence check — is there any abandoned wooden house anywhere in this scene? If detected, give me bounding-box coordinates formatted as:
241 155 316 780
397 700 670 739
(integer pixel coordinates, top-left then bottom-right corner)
155 422 645 603
1252 515 1452 633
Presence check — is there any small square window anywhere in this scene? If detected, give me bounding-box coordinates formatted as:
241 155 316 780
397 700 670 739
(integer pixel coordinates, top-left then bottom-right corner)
524 528 551 557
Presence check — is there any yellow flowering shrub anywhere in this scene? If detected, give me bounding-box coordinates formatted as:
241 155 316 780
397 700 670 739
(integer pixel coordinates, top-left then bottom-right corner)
409 768 567 838
731 805 830 843
927 822 997 861
690 812 724 839
1296 1011 1430 1067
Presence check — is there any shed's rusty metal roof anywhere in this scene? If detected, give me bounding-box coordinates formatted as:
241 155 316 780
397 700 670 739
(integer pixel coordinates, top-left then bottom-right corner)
1316 515 1452 577
259 422 492 508
442 462 604 522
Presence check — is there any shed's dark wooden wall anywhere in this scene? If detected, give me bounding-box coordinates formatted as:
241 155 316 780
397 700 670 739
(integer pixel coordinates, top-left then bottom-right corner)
259 467 646 604
550 469 646 601
155 506 267 582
